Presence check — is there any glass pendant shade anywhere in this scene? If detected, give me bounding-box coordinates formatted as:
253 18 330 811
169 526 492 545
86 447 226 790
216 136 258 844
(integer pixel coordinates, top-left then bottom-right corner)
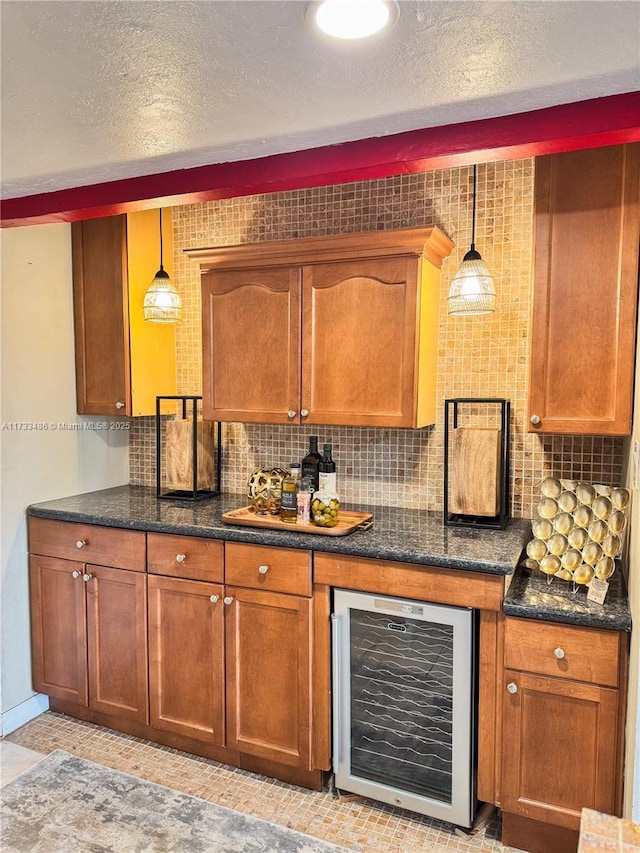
143 208 182 323
448 248 496 316
448 165 496 316
143 268 182 323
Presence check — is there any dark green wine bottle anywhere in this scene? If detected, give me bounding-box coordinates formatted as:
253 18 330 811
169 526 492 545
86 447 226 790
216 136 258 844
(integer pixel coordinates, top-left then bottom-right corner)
301 435 322 492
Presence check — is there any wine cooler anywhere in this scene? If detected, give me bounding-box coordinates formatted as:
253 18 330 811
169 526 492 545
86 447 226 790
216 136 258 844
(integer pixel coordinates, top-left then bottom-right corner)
331 590 477 827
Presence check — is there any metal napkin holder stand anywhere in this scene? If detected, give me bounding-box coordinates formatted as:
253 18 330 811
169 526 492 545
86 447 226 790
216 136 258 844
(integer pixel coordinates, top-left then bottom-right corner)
443 397 510 530
155 395 222 501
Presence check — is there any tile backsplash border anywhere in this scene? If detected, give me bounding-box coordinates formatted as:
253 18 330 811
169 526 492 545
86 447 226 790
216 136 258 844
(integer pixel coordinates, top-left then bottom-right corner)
129 160 624 518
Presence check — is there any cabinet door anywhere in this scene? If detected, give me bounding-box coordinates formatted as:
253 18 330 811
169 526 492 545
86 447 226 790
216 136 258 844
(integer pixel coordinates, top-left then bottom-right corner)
202 267 301 423
301 256 420 427
85 564 148 723
501 670 619 829
529 144 640 435
225 587 312 769
148 575 225 744
29 555 88 705
72 216 131 416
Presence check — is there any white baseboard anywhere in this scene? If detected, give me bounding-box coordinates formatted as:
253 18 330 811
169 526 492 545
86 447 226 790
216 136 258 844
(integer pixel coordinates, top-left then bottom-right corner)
1 694 49 736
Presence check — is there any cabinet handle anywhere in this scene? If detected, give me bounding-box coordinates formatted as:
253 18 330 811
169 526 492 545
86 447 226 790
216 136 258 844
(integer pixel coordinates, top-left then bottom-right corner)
82 573 93 583
506 682 518 694
72 570 81 579
287 410 297 419
530 414 541 425
210 595 220 604
115 402 125 410
76 540 86 549
300 408 309 418
175 553 186 563
553 647 565 659
223 596 234 605
258 564 269 575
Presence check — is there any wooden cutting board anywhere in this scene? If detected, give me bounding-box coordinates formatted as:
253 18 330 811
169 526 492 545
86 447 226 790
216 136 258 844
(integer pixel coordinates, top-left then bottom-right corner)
449 427 501 516
222 506 373 536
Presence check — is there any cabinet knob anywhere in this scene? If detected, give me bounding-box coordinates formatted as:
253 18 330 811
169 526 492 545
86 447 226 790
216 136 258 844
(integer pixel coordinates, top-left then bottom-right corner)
287 410 297 419
175 553 186 563
506 682 518 694
258 564 269 575
210 594 220 604
72 570 81 579
115 402 125 410
82 573 93 583
223 596 234 605
76 540 86 549
553 647 565 659
530 414 541 425
300 409 309 418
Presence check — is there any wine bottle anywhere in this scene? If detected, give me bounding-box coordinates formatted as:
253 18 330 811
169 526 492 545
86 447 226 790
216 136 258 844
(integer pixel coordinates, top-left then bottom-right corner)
318 443 337 493
301 436 322 492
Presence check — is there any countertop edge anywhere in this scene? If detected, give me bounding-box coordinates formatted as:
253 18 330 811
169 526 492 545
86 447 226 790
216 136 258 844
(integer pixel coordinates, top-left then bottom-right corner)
502 600 632 632
26 503 519 577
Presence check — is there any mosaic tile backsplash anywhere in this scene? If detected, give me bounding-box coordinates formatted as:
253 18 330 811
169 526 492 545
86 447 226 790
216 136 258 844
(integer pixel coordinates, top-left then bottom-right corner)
129 160 624 519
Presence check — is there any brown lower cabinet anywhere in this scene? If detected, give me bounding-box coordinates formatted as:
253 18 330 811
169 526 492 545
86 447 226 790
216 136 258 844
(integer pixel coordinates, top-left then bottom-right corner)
147 575 225 744
147 577 313 768
500 617 628 853
30 554 148 724
29 521 328 788
226 586 312 768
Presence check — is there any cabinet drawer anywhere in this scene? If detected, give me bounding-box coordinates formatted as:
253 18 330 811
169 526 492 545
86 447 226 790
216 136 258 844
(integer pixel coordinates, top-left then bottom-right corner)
147 533 223 582
225 542 312 596
29 517 146 572
504 618 620 687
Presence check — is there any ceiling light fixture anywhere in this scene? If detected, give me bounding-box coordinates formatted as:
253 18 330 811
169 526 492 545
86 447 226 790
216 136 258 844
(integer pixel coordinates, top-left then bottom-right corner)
143 208 182 323
311 0 398 39
447 164 496 316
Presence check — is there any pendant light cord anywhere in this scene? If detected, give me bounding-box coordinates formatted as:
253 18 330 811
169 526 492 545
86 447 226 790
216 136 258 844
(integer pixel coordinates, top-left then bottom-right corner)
470 164 477 251
159 208 164 272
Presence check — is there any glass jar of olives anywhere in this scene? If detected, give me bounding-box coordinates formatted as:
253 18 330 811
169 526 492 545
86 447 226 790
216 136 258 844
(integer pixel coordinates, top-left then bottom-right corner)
311 488 340 528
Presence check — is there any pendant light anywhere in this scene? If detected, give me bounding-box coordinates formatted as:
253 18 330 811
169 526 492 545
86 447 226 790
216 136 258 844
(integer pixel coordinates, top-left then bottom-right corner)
143 208 182 323
447 164 496 316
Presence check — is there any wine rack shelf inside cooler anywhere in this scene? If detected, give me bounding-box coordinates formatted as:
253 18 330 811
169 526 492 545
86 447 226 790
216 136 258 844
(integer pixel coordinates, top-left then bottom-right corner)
350 611 454 801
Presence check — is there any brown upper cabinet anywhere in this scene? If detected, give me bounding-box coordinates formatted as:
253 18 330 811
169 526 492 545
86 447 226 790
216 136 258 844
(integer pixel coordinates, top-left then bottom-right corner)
528 143 640 435
187 228 453 428
72 210 176 416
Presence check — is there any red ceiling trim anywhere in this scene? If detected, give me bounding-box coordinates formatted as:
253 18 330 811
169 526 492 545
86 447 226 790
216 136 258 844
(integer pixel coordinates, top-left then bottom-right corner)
2 92 639 227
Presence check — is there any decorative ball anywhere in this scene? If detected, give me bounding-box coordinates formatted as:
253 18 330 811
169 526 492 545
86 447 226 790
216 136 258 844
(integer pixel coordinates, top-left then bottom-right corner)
247 467 288 515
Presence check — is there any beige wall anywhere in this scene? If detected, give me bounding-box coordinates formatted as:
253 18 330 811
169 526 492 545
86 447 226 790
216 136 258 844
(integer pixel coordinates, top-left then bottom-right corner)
0 224 129 728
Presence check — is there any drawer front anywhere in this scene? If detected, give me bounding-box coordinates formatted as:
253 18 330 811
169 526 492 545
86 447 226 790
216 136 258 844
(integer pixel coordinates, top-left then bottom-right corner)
225 542 312 596
504 618 620 687
147 532 223 582
29 517 146 572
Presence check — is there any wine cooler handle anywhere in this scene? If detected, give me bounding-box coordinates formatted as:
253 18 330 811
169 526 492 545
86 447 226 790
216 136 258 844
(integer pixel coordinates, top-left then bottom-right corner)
331 614 341 772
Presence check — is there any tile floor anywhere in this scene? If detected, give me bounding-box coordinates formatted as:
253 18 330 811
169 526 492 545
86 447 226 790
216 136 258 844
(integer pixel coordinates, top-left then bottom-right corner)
4 712 523 852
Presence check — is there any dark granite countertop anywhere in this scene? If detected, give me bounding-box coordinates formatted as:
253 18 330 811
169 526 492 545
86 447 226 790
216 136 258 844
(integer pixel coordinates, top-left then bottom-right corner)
503 565 631 632
28 486 632 630
27 485 530 576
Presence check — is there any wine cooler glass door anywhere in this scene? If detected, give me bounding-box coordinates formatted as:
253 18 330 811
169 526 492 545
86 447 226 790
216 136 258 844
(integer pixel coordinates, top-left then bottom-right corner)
332 590 475 828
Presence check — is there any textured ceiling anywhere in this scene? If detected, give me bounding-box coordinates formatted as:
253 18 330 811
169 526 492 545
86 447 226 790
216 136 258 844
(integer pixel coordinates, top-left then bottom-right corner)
2 0 639 199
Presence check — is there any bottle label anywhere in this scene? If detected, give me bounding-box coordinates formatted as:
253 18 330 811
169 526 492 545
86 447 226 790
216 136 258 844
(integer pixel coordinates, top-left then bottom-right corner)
281 489 297 510
302 463 319 490
319 471 337 492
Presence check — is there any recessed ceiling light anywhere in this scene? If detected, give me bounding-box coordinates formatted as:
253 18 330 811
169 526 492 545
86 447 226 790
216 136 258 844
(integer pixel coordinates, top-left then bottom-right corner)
310 0 399 40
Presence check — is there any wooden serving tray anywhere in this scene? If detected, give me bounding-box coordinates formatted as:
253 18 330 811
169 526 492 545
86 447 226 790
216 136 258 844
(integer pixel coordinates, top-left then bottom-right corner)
221 506 373 536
